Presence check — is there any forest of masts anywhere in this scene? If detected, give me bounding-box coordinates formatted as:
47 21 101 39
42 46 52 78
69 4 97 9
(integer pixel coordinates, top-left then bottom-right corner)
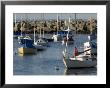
13 17 97 34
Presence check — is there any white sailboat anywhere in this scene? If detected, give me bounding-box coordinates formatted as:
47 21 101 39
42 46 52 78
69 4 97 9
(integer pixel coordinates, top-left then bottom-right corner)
35 28 48 46
35 14 48 46
62 18 97 69
52 14 62 42
33 21 46 50
62 18 74 45
85 17 97 55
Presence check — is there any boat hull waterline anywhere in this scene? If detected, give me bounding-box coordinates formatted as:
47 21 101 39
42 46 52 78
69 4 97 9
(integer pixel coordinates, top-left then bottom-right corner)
18 47 36 54
63 58 97 68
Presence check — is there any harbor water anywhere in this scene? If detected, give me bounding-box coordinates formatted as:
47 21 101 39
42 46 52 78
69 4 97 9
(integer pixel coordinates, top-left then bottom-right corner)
13 34 97 75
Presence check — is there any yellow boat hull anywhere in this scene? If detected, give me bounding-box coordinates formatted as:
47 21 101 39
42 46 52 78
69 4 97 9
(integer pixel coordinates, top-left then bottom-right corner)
18 47 36 54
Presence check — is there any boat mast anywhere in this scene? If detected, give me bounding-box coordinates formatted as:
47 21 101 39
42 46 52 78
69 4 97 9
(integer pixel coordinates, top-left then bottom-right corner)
75 13 77 34
34 19 36 44
75 13 76 20
65 17 70 56
20 18 23 37
14 14 16 26
25 13 28 36
14 14 17 35
40 28 41 38
43 13 44 38
66 17 70 45
25 14 27 48
57 13 59 35
39 14 42 38
90 17 93 34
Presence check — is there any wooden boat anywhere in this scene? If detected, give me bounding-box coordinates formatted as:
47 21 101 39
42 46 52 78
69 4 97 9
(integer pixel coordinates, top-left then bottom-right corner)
18 38 36 54
18 47 36 54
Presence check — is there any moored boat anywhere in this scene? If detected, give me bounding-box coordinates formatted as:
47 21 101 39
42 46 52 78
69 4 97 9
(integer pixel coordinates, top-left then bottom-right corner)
35 38 48 46
52 16 74 42
62 53 96 68
33 21 47 50
62 18 97 68
62 38 97 68
18 47 36 54
18 35 32 44
18 38 36 54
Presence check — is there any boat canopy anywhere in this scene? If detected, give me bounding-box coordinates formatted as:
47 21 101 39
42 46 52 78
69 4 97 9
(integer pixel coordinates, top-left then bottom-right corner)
19 38 34 45
20 39 35 48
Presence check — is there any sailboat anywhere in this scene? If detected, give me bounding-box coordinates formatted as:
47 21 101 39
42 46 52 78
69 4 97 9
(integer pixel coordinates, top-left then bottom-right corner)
35 36 48 46
52 14 62 42
85 17 97 55
62 18 74 45
52 14 74 42
35 14 48 46
62 18 97 68
33 20 46 50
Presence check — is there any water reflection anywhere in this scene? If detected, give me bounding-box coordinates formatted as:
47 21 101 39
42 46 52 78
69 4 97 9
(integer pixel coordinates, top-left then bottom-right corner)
64 67 97 75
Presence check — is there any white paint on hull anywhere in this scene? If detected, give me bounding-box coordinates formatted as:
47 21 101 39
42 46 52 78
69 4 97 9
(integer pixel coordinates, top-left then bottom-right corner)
63 58 97 68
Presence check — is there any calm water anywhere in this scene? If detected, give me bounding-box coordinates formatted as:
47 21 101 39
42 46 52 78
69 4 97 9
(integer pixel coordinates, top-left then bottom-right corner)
13 34 97 75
